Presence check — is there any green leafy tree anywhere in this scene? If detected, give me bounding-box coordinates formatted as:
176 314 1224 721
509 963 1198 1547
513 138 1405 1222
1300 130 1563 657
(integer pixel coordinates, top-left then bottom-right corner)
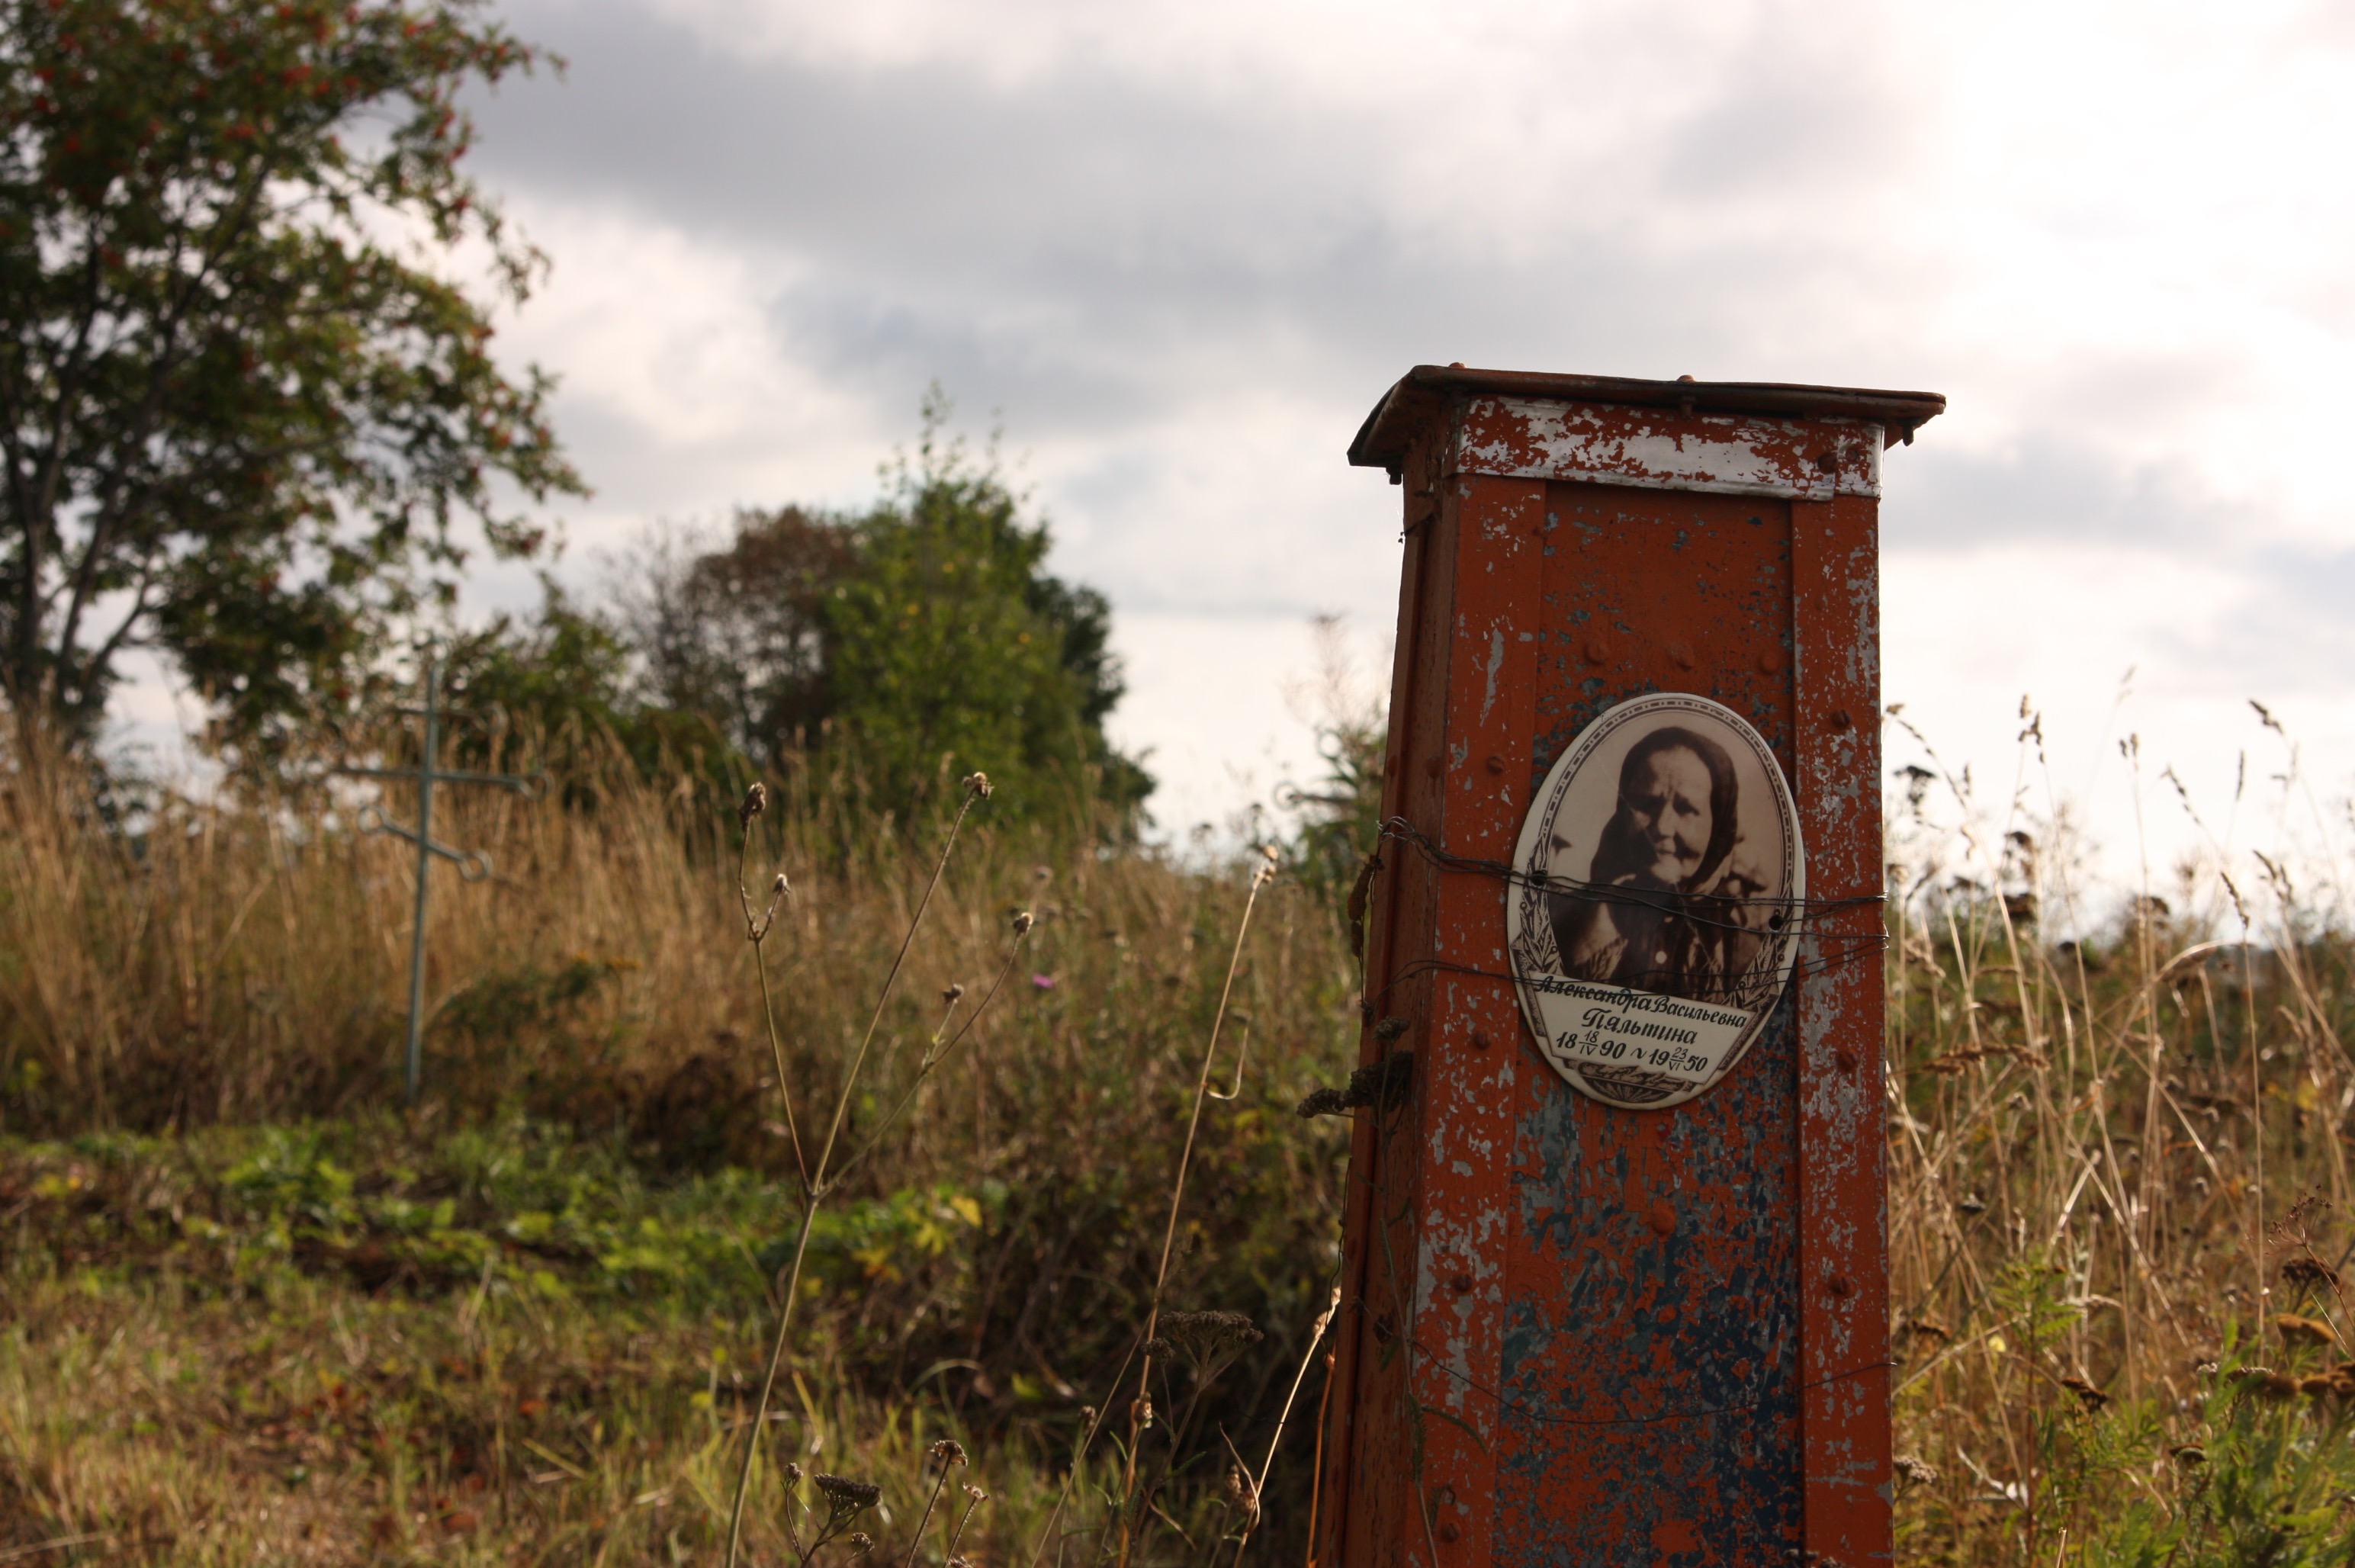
822 400 1151 826
620 504 850 764
436 581 737 798
624 397 1152 830
0 0 581 760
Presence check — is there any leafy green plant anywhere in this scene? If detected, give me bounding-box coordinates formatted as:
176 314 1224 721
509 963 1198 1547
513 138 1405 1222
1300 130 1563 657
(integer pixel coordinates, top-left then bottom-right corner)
0 0 582 759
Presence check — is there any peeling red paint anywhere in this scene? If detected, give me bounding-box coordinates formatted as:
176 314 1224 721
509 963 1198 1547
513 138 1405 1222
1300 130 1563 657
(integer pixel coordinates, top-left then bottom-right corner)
1461 397 1884 501
1320 369 1941 1567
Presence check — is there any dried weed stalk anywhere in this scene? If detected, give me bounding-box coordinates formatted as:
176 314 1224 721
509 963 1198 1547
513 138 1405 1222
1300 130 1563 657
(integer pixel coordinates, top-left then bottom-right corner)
724 773 1030 1568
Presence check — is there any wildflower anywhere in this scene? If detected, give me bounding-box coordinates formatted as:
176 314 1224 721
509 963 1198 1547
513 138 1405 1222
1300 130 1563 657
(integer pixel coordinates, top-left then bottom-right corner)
1296 1054 1414 1118
814 1473 882 1524
1892 1454 1939 1489
1153 1309 1264 1374
2276 1313 2337 1349
1031 973 1058 990
2285 1256 2342 1290
2058 1376 2107 1412
815 1473 879 1507
1222 1464 1259 1519
737 782 768 826
1295 1087 1349 1119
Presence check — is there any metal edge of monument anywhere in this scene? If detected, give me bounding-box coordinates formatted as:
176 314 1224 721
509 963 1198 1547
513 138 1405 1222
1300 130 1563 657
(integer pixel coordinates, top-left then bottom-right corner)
1504 690 1806 1111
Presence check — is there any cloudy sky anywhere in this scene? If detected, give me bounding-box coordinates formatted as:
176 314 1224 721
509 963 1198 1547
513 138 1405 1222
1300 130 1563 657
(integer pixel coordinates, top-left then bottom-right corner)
419 0 2355 901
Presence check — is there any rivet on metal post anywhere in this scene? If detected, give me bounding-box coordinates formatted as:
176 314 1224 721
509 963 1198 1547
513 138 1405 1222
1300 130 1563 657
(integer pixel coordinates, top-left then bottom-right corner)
333 644 548 1106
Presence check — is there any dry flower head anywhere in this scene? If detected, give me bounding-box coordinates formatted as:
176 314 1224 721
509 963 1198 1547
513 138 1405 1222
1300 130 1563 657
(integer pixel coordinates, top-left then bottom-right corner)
814 1473 882 1521
1148 1309 1264 1371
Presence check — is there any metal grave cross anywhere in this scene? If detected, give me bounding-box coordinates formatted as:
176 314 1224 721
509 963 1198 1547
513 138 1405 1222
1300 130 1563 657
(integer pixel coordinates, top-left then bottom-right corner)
336 645 545 1105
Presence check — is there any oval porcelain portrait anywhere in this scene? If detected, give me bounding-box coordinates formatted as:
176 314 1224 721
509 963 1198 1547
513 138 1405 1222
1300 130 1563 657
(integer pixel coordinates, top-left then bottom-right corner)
1505 692 1806 1110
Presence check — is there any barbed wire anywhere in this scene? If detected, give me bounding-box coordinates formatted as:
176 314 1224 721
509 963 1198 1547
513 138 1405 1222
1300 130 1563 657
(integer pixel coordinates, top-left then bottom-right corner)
1377 815 1883 934
1363 816 1891 994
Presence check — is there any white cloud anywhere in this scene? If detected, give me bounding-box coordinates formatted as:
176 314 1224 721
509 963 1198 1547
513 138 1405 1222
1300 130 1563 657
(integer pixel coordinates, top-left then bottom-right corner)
402 0 2355 882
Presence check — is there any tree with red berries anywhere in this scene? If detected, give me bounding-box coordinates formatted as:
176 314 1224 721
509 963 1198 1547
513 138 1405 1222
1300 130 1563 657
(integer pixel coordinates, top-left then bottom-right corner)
0 0 581 761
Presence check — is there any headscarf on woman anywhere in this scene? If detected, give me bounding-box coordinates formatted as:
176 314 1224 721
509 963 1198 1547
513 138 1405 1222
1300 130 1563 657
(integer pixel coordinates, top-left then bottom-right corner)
1549 725 1769 1006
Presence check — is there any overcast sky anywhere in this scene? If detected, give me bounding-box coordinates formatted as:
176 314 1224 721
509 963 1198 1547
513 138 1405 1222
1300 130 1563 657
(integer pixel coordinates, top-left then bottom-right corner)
389 0 2355 905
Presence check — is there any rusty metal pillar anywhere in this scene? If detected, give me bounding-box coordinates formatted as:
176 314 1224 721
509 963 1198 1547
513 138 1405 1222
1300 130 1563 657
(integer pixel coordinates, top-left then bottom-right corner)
1316 367 1943 1567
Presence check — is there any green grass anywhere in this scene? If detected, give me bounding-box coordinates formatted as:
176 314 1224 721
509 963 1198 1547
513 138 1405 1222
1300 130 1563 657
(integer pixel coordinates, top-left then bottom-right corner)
0 1115 1302 1563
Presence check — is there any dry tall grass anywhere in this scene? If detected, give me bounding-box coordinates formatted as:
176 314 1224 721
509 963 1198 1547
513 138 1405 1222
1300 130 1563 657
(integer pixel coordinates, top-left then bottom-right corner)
1885 715 2355 1565
0 728 1360 1563
8 709 2355 1563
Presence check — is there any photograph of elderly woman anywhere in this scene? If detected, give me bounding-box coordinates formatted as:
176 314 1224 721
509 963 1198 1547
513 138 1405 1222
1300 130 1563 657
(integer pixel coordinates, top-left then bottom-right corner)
1537 712 1791 1013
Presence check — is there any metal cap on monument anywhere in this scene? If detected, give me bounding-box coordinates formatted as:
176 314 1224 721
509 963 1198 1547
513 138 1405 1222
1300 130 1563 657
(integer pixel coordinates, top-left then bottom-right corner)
1316 366 1942 1566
